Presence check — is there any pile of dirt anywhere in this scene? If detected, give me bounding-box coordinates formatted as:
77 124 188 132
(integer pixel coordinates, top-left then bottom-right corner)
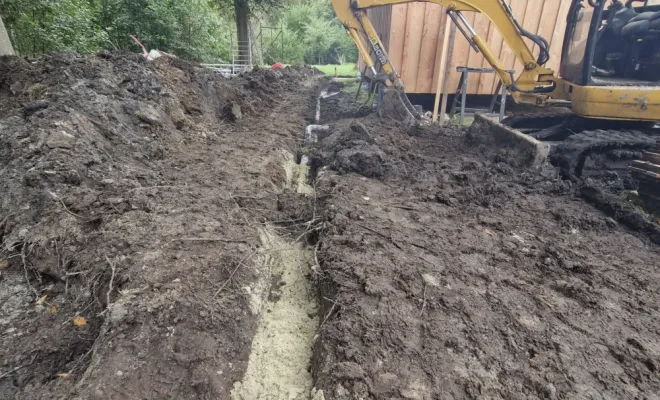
3 52 659 400
309 91 660 399
0 53 324 399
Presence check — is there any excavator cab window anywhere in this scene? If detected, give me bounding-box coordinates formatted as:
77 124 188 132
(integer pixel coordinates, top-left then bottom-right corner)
561 0 660 86
561 0 598 84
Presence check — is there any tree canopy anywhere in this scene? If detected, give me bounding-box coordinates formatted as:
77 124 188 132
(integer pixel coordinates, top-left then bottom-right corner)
0 0 234 61
270 0 357 64
0 0 357 65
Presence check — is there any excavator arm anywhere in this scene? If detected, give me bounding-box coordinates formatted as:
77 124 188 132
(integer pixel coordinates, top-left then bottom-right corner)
332 0 560 106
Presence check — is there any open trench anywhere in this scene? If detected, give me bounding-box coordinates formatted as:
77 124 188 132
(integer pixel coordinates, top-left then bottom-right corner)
230 91 335 400
0 58 351 399
4 56 659 399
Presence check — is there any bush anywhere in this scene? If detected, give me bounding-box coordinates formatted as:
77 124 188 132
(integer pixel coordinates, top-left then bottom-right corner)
0 0 356 65
1 0 107 54
268 0 357 65
0 0 234 62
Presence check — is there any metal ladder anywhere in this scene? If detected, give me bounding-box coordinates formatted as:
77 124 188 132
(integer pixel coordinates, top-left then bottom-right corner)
449 67 514 125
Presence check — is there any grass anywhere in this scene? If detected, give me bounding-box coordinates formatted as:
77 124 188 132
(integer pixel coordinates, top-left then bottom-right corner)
313 64 358 77
339 80 373 104
327 78 475 124
449 115 475 126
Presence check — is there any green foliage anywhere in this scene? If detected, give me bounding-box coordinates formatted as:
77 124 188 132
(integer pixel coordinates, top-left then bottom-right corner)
1 0 107 53
97 0 233 62
276 25 305 64
313 63 357 76
0 0 233 62
0 0 357 65
269 0 357 65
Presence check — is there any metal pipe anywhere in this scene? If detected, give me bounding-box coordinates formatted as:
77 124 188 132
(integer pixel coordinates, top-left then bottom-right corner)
455 11 476 36
448 11 480 53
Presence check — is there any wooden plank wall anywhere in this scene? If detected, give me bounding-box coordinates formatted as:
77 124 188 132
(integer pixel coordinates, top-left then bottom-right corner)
359 0 571 94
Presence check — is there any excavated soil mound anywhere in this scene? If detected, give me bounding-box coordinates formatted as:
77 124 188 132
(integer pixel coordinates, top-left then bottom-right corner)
3 54 660 400
309 94 660 399
0 53 323 399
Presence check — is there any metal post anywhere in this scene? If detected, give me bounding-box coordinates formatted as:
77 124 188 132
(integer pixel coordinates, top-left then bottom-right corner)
0 16 14 56
499 84 508 122
460 71 468 125
376 84 384 115
489 81 501 113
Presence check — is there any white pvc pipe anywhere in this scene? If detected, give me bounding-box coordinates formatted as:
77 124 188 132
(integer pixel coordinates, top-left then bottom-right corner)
300 124 330 165
306 124 329 143
315 91 340 123
304 89 336 164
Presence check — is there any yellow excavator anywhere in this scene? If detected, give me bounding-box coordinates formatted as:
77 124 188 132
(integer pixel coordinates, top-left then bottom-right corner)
331 0 660 179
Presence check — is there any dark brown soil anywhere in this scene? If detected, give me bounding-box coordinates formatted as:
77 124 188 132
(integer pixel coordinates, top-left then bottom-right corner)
319 82 371 125
0 53 324 399
310 92 660 399
2 54 660 400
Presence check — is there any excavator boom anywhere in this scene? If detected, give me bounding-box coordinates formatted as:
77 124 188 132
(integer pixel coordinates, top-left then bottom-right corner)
331 0 559 107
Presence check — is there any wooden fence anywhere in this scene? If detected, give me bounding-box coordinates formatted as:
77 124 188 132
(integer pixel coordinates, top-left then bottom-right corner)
359 0 572 95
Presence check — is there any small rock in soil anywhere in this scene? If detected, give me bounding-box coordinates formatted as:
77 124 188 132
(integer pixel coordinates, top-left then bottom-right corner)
23 100 49 117
223 102 243 122
169 107 187 129
135 105 162 125
45 131 75 149
435 192 455 206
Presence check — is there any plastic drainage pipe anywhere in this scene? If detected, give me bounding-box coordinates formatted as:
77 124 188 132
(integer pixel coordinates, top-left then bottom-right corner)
306 124 329 143
301 125 330 165
316 91 339 123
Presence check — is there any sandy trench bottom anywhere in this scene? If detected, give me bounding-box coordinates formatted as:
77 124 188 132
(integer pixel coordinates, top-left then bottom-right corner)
231 151 324 400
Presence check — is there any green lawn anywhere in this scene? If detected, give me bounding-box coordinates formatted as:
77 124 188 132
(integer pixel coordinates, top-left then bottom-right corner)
313 64 358 77
450 115 475 126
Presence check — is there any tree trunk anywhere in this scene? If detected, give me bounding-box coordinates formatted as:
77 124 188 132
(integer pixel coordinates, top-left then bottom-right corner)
234 0 250 68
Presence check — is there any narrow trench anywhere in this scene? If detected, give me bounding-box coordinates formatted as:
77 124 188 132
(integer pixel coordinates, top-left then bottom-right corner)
230 90 332 400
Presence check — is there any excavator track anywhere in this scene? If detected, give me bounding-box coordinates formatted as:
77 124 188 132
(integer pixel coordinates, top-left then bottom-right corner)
630 143 660 214
550 129 656 180
503 111 660 212
503 113 659 180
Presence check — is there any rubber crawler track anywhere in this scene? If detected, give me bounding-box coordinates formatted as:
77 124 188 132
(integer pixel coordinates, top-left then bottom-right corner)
550 129 656 180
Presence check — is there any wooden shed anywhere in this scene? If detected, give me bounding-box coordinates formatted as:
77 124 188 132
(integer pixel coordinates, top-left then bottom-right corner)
359 0 572 95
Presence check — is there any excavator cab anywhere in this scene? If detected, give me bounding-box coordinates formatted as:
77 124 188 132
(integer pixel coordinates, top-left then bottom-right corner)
562 0 660 86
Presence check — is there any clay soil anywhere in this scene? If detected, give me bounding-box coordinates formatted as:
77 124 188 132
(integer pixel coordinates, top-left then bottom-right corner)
310 91 660 399
1 55 659 400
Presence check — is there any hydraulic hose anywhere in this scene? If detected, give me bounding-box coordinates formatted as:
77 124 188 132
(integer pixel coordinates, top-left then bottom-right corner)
500 0 551 66
524 29 551 66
